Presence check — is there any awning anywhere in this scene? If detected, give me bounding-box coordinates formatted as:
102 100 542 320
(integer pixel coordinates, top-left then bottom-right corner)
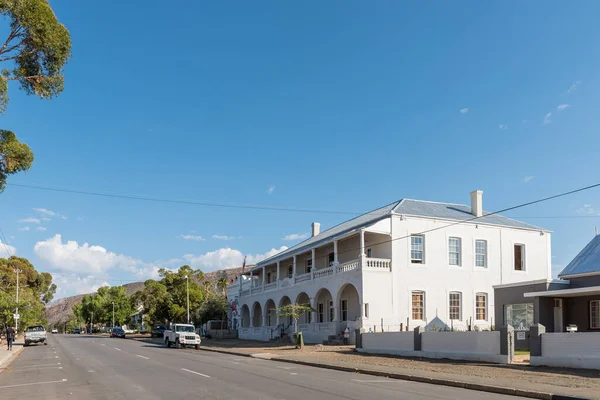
524 285 600 298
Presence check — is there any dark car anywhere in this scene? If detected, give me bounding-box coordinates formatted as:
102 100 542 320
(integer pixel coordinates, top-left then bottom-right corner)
72 328 81 334
111 327 126 338
151 324 166 338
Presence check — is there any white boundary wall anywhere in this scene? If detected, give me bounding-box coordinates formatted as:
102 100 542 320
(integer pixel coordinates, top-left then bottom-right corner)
358 331 509 364
531 333 600 369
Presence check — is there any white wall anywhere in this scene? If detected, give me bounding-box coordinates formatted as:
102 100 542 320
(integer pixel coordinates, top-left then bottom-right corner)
531 333 600 369
362 332 413 351
390 214 550 330
422 331 500 354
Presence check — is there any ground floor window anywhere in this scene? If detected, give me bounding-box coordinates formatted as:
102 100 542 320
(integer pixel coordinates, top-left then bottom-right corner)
591 300 600 329
475 293 487 321
504 303 534 330
449 292 461 320
412 291 424 320
318 303 324 323
341 299 348 321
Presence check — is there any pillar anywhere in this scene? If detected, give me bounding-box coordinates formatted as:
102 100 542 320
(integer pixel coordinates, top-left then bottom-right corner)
360 229 366 256
311 249 316 280
250 271 253 288
530 323 545 357
414 325 423 351
293 255 297 278
276 261 280 281
262 266 266 285
500 325 515 363
333 240 339 275
238 274 242 295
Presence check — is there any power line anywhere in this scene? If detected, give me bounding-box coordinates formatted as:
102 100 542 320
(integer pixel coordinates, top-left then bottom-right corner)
6 183 361 216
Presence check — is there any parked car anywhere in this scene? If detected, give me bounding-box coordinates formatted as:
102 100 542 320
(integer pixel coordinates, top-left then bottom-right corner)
24 325 47 346
110 327 126 338
51 329 58 334
73 328 81 334
163 323 201 349
151 324 166 338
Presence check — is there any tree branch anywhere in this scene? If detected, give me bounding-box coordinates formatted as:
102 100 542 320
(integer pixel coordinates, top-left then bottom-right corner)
0 27 22 56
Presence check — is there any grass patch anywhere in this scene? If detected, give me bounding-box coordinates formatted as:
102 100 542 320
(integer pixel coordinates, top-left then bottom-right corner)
515 350 530 355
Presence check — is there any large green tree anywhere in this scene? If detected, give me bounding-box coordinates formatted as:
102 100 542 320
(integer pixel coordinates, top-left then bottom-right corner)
0 0 71 191
0 255 56 330
76 285 134 328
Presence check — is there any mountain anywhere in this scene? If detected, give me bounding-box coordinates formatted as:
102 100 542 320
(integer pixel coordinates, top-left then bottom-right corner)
44 267 246 327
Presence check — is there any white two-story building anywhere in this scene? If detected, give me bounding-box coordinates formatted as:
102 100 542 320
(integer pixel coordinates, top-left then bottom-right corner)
228 190 552 343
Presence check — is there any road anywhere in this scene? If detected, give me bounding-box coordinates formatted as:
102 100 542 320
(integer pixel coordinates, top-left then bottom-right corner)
0 334 521 399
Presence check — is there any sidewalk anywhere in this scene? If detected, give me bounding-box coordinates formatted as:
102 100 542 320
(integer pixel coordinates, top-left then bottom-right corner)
0 337 25 371
193 339 599 400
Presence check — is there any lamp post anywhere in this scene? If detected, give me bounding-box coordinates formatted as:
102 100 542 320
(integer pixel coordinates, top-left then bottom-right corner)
15 267 20 332
112 302 115 329
185 276 190 324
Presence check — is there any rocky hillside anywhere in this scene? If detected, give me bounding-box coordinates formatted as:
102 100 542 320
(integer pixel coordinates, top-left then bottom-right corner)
44 267 246 327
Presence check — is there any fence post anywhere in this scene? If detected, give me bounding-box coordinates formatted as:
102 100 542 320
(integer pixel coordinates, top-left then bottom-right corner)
500 325 514 363
414 326 423 351
529 323 545 357
355 329 363 349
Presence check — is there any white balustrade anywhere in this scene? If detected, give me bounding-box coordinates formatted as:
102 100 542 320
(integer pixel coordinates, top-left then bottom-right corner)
252 327 262 334
337 260 360 274
240 289 250 297
298 323 310 332
365 258 391 270
295 272 311 283
251 286 263 295
313 266 334 279
263 282 278 291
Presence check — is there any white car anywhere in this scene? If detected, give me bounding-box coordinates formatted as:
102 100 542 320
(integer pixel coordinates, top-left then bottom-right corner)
163 324 201 349
51 329 58 334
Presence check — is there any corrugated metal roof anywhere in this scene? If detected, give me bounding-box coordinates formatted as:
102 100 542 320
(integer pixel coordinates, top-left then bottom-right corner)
394 199 544 230
558 235 600 277
252 198 545 271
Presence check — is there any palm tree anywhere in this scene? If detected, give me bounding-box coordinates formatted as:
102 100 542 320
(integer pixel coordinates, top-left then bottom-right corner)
203 280 213 293
217 277 228 294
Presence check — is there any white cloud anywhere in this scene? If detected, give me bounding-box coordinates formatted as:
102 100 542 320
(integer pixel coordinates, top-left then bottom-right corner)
523 176 535 183
212 235 237 240
36 226 47 231
177 234 205 241
459 108 468 114
60 215 68 220
499 124 508 130
577 204 598 215
34 234 144 274
282 233 309 241
557 104 571 111
0 240 16 256
19 226 30 231
52 273 111 297
267 185 275 195
543 112 552 125
566 81 581 94
33 208 56 216
19 217 40 224
183 246 288 272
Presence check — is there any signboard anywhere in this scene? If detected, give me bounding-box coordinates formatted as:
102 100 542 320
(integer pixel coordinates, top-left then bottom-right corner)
13 313 19 320
516 331 526 340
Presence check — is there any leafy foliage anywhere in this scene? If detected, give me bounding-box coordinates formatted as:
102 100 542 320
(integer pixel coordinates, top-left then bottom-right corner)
0 129 33 191
74 286 134 328
0 256 56 330
198 292 228 323
277 303 314 333
0 0 70 191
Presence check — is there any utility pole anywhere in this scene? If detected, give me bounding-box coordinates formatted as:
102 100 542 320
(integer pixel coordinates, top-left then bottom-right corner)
112 302 115 329
15 267 20 332
186 276 190 324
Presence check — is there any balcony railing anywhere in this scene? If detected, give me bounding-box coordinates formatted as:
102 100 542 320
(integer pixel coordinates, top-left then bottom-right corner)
238 257 391 297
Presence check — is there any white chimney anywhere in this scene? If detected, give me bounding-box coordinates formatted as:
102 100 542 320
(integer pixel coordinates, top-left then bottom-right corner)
312 222 320 237
470 190 483 217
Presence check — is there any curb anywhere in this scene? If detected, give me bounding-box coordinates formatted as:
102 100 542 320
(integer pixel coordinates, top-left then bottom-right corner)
196 346 590 400
0 345 25 372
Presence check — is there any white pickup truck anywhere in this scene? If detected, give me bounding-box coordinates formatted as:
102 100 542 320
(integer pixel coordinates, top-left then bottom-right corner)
24 325 48 346
163 323 201 349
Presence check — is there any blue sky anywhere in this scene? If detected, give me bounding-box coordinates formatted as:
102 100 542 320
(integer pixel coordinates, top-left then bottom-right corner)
1 1 600 298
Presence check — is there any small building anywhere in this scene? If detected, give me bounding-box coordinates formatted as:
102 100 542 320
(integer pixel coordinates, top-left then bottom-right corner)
229 190 552 344
494 234 600 348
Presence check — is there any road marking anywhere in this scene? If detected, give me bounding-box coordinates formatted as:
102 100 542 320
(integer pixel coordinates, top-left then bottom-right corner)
181 368 210 378
16 363 61 368
87 370 95 373
136 355 149 360
280 366 295 370
0 379 67 389
351 379 405 383
114 348 122 351
232 362 240 365
290 372 298 375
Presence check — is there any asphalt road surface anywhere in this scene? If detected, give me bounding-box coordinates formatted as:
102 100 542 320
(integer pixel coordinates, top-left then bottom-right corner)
0 334 521 399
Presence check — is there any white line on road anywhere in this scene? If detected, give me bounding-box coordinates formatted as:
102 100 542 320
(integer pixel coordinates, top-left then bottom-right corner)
114 348 122 351
16 363 61 368
290 372 298 375
136 355 149 360
0 379 67 389
232 362 240 365
181 368 210 378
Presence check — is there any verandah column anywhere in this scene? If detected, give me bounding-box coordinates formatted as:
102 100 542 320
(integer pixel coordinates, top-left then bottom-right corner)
311 249 316 280
359 229 366 268
262 266 266 285
276 261 280 288
333 240 339 275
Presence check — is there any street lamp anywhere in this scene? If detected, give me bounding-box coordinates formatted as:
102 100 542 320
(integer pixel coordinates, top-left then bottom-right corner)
112 302 115 329
185 276 190 324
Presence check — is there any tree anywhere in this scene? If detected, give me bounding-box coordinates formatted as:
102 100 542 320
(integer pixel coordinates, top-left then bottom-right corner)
216 273 229 295
276 303 314 335
0 0 71 191
198 293 227 323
